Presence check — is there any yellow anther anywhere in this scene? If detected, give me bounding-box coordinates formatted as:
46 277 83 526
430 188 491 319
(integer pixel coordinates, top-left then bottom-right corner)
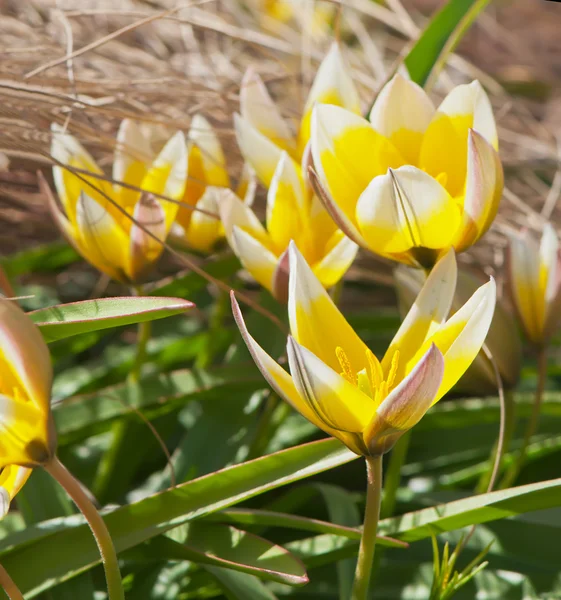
387 350 400 389
366 349 383 389
336 346 356 385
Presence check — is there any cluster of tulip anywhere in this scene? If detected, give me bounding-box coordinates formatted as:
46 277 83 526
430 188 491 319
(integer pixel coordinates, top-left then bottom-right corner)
1 40 558 600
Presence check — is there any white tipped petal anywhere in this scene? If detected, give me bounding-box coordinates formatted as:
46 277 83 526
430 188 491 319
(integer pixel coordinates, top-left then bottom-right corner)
129 193 166 280
113 118 152 184
231 226 278 292
184 186 222 253
287 337 375 433
218 188 269 247
188 114 230 187
312 234 358 289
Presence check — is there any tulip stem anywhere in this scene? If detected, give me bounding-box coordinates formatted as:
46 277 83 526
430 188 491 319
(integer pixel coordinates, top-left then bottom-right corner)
0 564 23 600
352 455 383 600
503 347 547 487
44 457 125 600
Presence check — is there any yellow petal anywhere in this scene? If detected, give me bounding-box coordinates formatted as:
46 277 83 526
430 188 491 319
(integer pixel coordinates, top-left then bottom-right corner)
266 152 306 251
420 81 497 197
287 337 375 433
507 231 543 344
299 42 361 154
188 114 230 188
384 249 457 377
427 278 496 401
355 166 461 260
311 104 404 225
51 124 110 223
234 114 285 188
312 232 358 289
454 130 504 252
218 188 271 250
288 241 370 374
0 298 52 417
0 465 32 517
369 73 434 164
232 226 278 292
113 119 152 211
75 192 129 282
141 131 187 231
183 186 222 253
240 68 295 154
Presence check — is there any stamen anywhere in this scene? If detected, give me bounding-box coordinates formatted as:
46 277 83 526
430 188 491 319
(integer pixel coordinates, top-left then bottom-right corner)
366 349 383 389
387 350 400 389
357 368 372 397
336 346 356 385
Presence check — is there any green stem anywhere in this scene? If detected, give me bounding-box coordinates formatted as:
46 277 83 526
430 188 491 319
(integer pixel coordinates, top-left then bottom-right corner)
129 286 151 382
0 564 23 600
352 455 383 600
380 431 410 519
44 457 124 600
502 347 547 487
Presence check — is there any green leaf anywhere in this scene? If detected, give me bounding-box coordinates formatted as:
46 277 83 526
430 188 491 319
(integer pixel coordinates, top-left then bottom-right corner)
0 241 79 278
404 0 490 88
131 521 307 585
30 296 194 342
0 439 356 596
205 566 278 600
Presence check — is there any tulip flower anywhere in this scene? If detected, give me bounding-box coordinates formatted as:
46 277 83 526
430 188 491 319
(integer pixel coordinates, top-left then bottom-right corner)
232 245 496 456
395 265 521 395
507 223 561 347
49 119 188 283
0 298 55 516
311 74 504 268
171 115 232 253
224 43 361 300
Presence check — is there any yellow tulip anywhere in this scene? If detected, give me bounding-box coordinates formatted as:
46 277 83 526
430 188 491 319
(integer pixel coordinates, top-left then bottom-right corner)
395 265 521 395
171 115 232 253
232 246 496 456
507 223 561 346
49 119 188 283
223 43 361 300
311 74 504 268
0 298 55 516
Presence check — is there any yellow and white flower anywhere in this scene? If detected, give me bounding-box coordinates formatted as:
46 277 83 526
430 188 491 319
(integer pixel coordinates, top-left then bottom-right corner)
0 299 55 516
224 43 361 300
311 74 504 268
507 223 561 346
232 246 496 456
48 119 188 283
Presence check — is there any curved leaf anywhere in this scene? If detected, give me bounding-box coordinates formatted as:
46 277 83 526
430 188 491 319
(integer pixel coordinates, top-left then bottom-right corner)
30 296 194 342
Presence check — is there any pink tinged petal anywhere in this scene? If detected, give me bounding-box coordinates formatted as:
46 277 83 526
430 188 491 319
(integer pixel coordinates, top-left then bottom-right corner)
0 465 32 517
355 166 461 259
430 278 497 401
232 226 278 293
307 166 367 248
237 163 258 207
183 186 222 254
365 344 444 455
75 192 129 282
385 249 457 375
288 241 370 373
312 233 358 289
507 231 543 344
234 113 285 188
266 152 306 250
142 131 188 230
437 80 498 150
311 104 404 225
240 68 295 154
272 248 290 304
287 337 375 433
113 118 152 185
0 299 52 416
455 130 504 252
217 188 270 249
369 73 435 164
188 114 230 187
128 193 167 281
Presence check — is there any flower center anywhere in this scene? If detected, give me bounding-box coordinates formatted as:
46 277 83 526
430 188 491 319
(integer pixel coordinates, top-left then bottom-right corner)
335 346 400 407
